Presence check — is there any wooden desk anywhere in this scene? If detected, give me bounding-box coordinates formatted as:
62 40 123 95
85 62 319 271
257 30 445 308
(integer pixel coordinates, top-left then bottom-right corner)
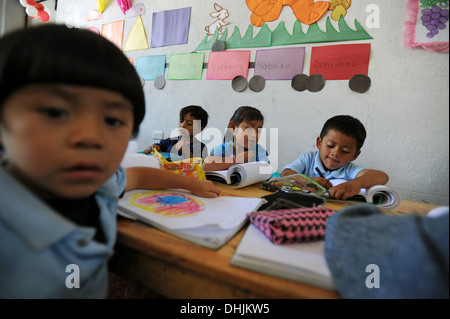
109 183 438 299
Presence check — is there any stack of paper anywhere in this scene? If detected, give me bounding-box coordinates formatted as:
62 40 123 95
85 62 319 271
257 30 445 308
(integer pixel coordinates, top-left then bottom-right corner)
230 224 336 290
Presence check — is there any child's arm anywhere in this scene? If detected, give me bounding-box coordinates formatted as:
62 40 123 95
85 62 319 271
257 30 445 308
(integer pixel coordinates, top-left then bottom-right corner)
143 137 172 154
328 169 389 200
125 167 221 198
143 144 161 154
202 155 236 171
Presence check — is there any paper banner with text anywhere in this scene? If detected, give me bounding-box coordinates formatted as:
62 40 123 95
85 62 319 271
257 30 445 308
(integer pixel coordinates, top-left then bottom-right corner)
254 47 305 80
206 51 251 80
101 20 124 49
136 55 166 80
123 15 148 52
151 7 191 48
167 53 205 80
309 43 371 80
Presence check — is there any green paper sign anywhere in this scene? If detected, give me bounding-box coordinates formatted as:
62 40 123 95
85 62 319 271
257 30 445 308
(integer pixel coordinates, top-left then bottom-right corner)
167 52 205 80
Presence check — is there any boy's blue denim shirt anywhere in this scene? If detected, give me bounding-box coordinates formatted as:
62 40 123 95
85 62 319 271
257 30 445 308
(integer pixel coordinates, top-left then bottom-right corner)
0 163 126 298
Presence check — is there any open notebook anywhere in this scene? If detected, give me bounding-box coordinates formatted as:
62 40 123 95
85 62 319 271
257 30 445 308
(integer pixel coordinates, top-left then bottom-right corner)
230 224 336 290
205 161 272 189
328 179 401 210
117 189 264 250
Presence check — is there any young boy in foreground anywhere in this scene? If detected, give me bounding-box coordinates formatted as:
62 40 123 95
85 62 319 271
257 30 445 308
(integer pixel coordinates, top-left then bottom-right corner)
281 115 389 200
0 25 219 298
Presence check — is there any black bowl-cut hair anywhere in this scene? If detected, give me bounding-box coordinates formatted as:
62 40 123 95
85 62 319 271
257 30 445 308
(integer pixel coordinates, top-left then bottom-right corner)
0 24 145 137
320 115 367 151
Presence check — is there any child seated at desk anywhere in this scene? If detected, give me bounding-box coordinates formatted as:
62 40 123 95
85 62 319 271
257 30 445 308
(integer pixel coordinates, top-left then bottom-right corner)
203 106 270 171
0 25 220 298
281 115 388 200
143 105 209 161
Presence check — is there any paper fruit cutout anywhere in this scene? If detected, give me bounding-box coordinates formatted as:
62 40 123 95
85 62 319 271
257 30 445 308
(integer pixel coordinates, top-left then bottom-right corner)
328 0 352 21
420 5 449 39
205 3 230 35
19 0 50 22
405 0 449 53
245 0 329 26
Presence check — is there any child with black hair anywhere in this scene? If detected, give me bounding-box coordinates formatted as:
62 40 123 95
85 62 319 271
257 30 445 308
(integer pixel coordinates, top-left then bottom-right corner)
143 105 209 160
281 115 388 200
203 106 269 171
0 25 220 298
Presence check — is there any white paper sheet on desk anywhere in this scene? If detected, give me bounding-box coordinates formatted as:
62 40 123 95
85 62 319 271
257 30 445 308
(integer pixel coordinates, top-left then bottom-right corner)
118 189 263 230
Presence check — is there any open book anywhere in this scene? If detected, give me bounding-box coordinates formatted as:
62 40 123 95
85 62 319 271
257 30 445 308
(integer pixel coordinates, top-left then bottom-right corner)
328 179 401 210
117 189 264 250
230 224 336 290
205 161 272 189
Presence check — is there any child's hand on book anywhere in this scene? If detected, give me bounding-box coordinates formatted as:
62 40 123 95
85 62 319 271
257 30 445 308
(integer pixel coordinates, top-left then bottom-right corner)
328 180 361 200
189 179 221 198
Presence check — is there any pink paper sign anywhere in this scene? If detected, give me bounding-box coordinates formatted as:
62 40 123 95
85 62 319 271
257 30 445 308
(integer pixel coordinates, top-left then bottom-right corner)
206 51 251 80
309 44 371 80
254 47 305 80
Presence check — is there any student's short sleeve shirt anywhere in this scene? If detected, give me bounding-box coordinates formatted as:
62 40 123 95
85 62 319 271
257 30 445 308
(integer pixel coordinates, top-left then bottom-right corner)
0 165 126 298
210 142 270 163
156 137 207 159
283 150 364 181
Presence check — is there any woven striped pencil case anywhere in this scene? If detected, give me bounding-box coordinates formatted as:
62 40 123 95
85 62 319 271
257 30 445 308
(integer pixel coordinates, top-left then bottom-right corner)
247 207 336 245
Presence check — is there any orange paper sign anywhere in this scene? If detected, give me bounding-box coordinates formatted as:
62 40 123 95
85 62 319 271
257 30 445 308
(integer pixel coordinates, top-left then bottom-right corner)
309 44 371 80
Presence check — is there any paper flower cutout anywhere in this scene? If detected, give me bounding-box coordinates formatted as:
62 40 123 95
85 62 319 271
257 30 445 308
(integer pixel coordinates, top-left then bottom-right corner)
116 0 133 15
19 0 50 22
86 9 103 21
95 0 108 13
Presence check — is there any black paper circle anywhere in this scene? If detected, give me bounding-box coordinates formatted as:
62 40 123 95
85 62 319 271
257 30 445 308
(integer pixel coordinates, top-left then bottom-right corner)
306 74 325 92
154 76 166 90
349 74 371 93
249 75 265 92
211 40 226 52
291 74 308 92
232 75 248 92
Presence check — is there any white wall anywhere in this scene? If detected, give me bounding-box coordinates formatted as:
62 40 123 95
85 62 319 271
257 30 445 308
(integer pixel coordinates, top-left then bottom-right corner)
20 0 450 205
0 0 24 36
0 0 57 36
